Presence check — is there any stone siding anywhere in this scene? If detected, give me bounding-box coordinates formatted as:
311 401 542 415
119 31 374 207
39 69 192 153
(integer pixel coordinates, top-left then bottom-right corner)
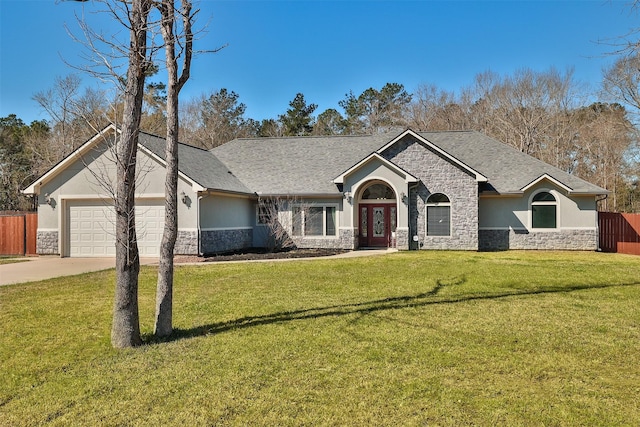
175 230 198 255
382 135 479 250
395 228 410 250
293 228 357 250
479 228 598 251
201 228 253 254
339 228 358 250
37 230 59 255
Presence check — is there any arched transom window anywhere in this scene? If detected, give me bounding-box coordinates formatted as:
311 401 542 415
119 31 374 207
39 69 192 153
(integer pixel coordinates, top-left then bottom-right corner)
361 183 395 200
426 193 451 236
531 191 557 229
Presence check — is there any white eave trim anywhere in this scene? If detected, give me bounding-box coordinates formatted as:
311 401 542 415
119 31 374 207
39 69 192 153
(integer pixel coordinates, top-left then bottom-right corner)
22 124 119 195
520 174 573 194
333 152 419 185
377 129 488 183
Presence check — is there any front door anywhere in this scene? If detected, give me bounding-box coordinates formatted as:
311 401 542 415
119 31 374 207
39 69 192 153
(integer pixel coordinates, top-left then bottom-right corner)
359 204 394 247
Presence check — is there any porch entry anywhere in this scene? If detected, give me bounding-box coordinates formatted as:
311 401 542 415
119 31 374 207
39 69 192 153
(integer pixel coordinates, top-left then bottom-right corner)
358 183 397 248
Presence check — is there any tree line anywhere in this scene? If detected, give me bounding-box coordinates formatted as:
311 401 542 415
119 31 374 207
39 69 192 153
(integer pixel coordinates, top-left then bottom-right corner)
1 65 639 212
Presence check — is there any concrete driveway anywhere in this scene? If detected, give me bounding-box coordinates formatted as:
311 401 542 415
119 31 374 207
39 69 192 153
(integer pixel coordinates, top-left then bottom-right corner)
0 249 397 286
0 257 158 286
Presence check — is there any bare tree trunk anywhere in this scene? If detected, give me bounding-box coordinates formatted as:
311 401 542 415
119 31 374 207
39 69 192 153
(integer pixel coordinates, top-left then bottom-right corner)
154 0 193 338
111 0 151 348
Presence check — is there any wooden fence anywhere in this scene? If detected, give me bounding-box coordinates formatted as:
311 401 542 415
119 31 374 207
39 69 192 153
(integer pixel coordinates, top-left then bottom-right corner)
598 212 640 256
0 212 38 256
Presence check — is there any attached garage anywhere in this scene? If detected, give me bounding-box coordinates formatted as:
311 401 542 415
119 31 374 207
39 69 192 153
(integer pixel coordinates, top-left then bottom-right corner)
65 199 164 257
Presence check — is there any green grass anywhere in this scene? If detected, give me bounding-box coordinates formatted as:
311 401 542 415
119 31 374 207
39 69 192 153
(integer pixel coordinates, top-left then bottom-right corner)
1 251 639 426
0 256 29 265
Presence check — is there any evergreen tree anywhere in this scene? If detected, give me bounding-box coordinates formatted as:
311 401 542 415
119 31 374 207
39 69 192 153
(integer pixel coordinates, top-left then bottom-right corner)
0 115 49 211
279 93 317 136
313 108 346 135
340 83 411 134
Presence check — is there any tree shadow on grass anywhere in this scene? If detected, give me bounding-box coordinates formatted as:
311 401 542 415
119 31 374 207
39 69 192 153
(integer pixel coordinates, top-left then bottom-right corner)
143 278 640 345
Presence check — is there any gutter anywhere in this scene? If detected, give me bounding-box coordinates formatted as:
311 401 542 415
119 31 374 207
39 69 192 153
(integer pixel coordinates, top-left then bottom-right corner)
480 190 611 198
256 192 343 199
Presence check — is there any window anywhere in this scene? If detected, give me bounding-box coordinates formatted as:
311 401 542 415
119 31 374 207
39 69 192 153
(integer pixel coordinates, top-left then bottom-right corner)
292 205 337 237
326 207 336 235
426 193 451 236
531 191 557 229
306 207 323 236
257 201 277 225
362 183 395 200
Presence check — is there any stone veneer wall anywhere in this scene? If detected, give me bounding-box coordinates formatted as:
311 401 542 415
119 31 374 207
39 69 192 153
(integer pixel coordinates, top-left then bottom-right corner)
395 228 409 250
37 230 59 255
479 229 598 251
175 230 198 255
200 228 253 254
382 135 479 250
293 228 357 250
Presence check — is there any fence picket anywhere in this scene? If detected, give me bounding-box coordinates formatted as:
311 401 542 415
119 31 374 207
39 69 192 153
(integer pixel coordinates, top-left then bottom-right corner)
598 212 640 256
0 212 38 255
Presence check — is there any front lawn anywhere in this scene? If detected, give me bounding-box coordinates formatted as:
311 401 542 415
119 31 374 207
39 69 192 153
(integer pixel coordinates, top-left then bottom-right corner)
1 251 639 426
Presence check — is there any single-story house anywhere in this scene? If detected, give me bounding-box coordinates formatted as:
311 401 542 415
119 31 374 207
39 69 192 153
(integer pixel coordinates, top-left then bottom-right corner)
23 124 608 257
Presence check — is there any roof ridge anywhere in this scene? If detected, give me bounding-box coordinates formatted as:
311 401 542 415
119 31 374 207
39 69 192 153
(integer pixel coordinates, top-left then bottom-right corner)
138 129 210 152
229 133 381 142
418 129 476 134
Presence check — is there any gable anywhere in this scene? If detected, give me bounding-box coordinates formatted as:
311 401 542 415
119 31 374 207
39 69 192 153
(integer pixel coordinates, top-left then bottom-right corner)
333 153 418 185
23 126 251 196
23 125 118 195
378 130 488 183
520 174 573 194
30 131 182 199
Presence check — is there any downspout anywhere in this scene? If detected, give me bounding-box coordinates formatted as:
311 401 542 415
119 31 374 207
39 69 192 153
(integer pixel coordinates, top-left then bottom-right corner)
197 192 209 256
408 182 419 250
595 194 608 209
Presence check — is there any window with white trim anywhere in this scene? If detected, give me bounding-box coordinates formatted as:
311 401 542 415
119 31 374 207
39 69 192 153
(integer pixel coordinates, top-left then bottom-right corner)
292 205 337 237
426 193 451 236
531 191 557 229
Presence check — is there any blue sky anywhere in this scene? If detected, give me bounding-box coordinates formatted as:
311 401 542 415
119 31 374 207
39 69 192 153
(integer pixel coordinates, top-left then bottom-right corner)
0 0 636 125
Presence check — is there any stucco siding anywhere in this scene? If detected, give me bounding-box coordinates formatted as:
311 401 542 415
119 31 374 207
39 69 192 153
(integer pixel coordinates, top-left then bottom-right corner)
341 157 411 241
197 195 255 254
200 195 253 229
35 141 199 255
478 182 599 251
479 185 598 231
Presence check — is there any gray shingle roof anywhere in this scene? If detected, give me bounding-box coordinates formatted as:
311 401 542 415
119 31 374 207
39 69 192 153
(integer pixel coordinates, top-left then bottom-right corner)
211 133 393 195
138 128 605 197
418 131 606 194
211 130 607 196
138 132 251 194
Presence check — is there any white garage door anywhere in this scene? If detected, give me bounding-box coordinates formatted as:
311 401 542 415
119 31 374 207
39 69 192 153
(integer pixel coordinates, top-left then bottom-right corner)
67 200 164 257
